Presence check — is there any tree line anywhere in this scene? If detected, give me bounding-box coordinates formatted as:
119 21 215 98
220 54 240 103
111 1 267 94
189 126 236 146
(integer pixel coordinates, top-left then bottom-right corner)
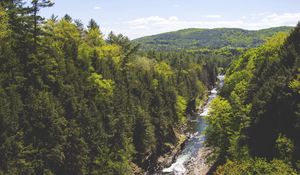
0 1 222 174
205 24 300 174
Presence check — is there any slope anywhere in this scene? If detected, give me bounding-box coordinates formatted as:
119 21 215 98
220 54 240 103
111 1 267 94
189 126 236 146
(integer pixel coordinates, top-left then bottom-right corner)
134 27 293 51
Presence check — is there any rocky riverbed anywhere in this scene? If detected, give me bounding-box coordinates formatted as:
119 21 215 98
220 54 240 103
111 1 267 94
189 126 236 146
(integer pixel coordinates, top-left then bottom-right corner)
156 75 224 175
185 147 212 175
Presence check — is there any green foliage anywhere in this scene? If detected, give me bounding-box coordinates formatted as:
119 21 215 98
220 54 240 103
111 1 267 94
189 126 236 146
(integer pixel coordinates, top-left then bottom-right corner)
289 68 300 94
6 1 293 174
87 19 100 30
176 96 187 124
205 97 234 159
0 1 222 174
88 73 114 99
206 24 300 174
216 158 297 175
276 134 294 162
154 61 173 79
0 8 9 39
134 27 292 51
133 108 156 154
99 44 122 65
63 122 88 175
86 27 105 47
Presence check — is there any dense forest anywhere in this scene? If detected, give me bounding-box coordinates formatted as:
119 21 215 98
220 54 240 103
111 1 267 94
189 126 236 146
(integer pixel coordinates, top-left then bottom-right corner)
205 24 300 174
1 1 299 175
134 27 292 51
0 1 223 174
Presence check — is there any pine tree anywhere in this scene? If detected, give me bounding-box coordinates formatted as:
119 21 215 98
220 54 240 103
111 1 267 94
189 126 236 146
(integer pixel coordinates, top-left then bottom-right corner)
31 0 54 51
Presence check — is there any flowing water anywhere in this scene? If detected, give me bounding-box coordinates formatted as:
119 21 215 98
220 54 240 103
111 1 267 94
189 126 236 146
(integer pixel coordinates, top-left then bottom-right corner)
160 75 225 175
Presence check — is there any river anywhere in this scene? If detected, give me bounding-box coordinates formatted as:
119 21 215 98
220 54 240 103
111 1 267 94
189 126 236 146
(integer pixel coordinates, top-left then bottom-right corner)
159 75 225 175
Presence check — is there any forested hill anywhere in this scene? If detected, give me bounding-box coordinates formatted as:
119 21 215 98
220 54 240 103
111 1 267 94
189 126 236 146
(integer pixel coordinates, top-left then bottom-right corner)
1 0 299 174
0 1 220 174
134 27 293 51
205 24 300 174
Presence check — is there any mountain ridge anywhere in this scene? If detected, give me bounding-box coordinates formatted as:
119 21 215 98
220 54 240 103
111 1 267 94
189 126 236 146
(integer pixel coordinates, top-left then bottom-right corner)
133 26 293 51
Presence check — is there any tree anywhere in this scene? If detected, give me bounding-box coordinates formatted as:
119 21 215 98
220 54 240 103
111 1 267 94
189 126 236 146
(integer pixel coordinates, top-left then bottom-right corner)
31 0 54 50
87 19 99 30
0 2 225 174
210 24 300 173
154 61 173 79
0 7 9 40
216 158 297 175
63 121 88 175
63 14 72 22
205 97 234 160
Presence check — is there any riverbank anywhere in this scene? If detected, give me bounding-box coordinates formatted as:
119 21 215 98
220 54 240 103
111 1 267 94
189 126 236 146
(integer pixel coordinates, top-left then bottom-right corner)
150 97 210 173
156 116 214 175
155 75 224 174
151 126 214 175
155 131 188 171
186 147 212 175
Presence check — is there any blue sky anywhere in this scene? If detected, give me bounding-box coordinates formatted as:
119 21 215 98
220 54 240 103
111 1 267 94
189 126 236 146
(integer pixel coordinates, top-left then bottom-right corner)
40 0 300 39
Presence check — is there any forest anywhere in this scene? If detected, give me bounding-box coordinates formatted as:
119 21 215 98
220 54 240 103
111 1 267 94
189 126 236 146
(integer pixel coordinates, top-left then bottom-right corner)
0 0 299 175
0 1 222 174
134 27 292 51
205 25 300 174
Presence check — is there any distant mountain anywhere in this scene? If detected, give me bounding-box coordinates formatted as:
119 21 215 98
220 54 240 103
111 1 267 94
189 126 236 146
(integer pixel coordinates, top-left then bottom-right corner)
133 27 293 51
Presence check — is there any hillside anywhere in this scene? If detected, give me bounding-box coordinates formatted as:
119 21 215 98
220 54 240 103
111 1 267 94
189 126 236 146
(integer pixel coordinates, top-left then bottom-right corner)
134 27 293 51
1 1 299 174
205 25 300 174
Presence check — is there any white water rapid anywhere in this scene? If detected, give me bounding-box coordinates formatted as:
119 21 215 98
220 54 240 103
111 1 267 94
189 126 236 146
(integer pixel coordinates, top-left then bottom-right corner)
161 75 225 175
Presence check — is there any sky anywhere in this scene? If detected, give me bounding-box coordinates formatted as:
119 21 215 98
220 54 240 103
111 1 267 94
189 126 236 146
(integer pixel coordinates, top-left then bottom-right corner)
39 0 300 39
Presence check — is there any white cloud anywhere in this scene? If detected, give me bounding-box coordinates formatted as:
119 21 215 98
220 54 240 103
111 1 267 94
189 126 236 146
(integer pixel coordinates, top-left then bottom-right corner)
169 16 179 21
93 6 101 10
104 12 299 39
203 15 222 18
128 16 165 25
261 13 300 26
